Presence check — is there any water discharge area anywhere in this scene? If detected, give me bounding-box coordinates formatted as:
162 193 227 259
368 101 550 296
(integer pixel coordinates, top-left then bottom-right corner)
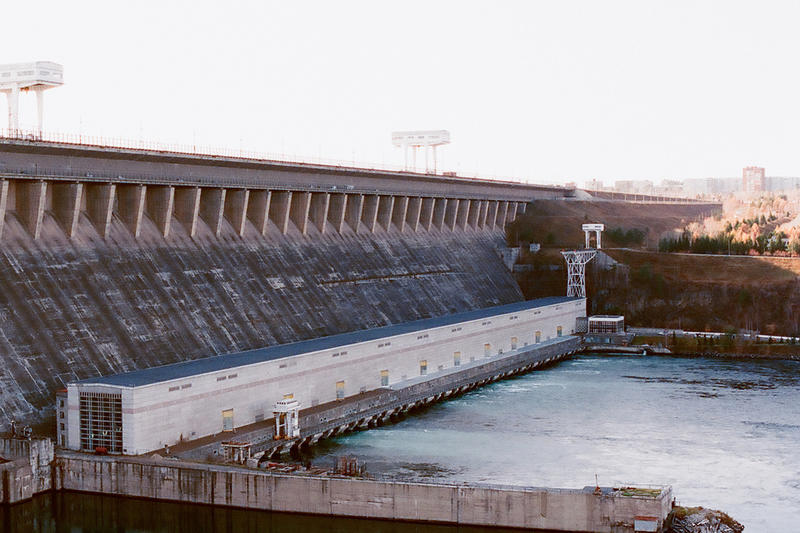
6 354 799 532
312 355 800 533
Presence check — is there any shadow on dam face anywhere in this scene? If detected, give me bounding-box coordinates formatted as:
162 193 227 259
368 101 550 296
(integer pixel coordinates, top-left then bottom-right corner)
0 209 522 433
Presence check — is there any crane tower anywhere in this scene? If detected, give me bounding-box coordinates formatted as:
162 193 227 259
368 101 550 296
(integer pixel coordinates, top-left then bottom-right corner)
0 62 64 134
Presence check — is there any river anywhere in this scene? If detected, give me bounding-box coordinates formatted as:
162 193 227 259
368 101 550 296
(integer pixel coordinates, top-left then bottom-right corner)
4 355 798 532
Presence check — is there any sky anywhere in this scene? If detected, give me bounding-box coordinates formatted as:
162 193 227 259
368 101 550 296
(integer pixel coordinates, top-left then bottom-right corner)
2 0 800 185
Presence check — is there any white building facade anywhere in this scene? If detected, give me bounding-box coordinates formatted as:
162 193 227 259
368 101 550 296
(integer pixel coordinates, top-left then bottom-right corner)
64 297 585 455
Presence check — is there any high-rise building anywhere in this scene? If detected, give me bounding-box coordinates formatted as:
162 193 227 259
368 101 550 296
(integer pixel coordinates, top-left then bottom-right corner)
742 166 765 192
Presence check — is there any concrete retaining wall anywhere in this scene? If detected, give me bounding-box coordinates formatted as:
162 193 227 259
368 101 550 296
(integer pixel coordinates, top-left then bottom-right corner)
0 437 54 504
54 454 671 532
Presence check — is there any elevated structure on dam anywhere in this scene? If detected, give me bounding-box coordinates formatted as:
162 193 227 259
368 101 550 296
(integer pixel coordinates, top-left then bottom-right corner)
61 297 585 455
0 136 573 241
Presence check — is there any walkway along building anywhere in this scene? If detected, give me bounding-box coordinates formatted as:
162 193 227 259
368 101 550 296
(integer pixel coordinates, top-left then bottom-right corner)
60 297 585 455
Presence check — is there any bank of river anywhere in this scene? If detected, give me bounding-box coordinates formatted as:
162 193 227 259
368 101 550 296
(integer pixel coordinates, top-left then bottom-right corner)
312 355 800 532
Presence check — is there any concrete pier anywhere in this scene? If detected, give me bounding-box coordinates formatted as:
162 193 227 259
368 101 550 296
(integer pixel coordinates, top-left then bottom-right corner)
174 186 202 238
201 188 227 236
116 184 146 238
51 182 83 237
269 190 291 234
0 437 53 505
290 191 311 235
224 188 249 237
145 185 174 238
246 189 271 236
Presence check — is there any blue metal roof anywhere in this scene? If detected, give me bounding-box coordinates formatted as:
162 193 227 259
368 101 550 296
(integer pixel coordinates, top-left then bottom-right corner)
80 296 581 388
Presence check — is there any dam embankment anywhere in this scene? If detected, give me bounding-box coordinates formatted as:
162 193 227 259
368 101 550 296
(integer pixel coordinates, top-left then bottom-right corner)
0 208 521 432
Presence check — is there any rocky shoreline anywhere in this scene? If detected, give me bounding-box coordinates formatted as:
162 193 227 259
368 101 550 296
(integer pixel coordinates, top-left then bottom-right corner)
666 506 744 533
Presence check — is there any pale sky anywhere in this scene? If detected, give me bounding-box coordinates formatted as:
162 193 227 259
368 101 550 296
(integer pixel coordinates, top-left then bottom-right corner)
3 1 800 184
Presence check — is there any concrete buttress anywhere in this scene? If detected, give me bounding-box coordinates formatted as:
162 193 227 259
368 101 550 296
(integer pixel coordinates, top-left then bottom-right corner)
345 193 363 233
269 191 292 235
0 180 7 239
392 196 409 233
16 180 47 239
456 199 470 231
51 182 83 238
146 186 175 238
86 183 117 239
362 195 379 233
224 189 250 237
377 196 394 231
420 197 435 231
290 192 312 235
327 193 347 234
444 199 459 231
116 185 147 238
432 198 447 230
406 197 422 232
246 190 271 236
310 193 330 234
174 187 201 237
200 188 227 237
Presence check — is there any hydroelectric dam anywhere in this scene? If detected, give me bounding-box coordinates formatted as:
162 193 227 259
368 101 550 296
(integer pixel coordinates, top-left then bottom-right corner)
0 136 573 433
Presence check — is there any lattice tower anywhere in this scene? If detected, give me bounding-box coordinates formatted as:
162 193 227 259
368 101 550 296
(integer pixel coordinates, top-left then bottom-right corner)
561 250 597 298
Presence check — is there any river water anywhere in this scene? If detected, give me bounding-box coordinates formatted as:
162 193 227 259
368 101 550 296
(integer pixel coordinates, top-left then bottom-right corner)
5 355 799 532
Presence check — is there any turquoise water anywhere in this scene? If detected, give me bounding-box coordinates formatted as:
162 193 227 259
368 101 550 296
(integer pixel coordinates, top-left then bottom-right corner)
5 355 798 531
312 355 800 532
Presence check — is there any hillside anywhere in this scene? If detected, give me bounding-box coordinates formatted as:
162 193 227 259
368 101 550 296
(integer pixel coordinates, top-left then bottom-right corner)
507 199 720 249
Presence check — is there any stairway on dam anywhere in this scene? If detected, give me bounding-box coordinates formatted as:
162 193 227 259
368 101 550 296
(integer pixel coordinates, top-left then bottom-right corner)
0 206 522 432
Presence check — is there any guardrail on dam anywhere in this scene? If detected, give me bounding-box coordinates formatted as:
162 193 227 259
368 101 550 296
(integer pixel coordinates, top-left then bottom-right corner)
0 137 572 240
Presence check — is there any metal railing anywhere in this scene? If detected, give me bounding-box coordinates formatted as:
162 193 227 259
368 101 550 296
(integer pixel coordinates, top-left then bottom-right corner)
0 128 561 190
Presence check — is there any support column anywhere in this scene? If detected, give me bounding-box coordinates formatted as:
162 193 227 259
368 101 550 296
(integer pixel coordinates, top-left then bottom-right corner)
444 198 459 231
420 197 435 231
310 192 330 234
269 191 292 235
145 185 174 238
432 198 447 230
466 199 480 229
477 200 489 229
405 197 422 232
86 183 116 238
486 201 499 230
51 182 83 238
506 202 518 223
16 180 47 239
345 193 363 233
328 193 347 234
174 187 201 237
246 190 271 236
377 195 394 231
0 180 7 239
392 196 408 232
200 188 227 237
224 188 250 237
456 199 470 230
496 201 509 229
116 185 146 238
290 191 312 235
361 194 379 233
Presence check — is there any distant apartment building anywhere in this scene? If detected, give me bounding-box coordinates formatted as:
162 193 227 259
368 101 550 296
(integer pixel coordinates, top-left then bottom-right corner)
743 166 765 192
584 179 604 191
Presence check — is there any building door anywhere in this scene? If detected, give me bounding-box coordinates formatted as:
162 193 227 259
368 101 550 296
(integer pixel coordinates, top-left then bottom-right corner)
484 343 491 357
419 360 427 375
222 409 234 431
511 337 518 350
557 326 563 337
380 370 389 386
535 331 541 343
336 380 345 400
453 351 461 366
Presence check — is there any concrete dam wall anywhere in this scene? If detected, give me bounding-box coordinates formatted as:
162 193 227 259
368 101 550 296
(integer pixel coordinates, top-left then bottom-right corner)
0 205 522 432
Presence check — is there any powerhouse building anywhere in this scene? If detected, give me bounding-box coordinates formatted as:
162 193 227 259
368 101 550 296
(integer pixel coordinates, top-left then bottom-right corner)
59 297 585 455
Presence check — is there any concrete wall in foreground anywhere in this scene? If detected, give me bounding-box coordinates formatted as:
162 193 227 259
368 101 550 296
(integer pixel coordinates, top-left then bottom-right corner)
53 455 671 532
